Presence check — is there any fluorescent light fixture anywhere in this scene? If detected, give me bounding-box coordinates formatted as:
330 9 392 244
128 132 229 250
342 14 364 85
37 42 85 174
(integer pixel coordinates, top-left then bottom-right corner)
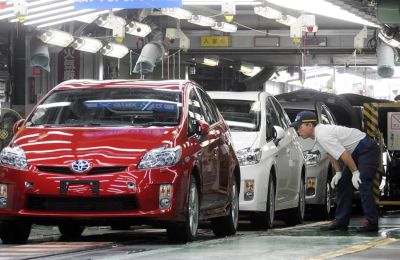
36 9 122 28
202 56 219 66
254 6 282 19
183 0 262 5
0 0 58 19
100 42 129 59
212 22 237 32
161 8 192 19
276 14 297 26
39 29 74 47
265 0 379 27
125 21 152 37
24 9 97 25
10 6 74 23
188 15 216 27
72 36 103 53
239 62 254 75
95 14 125 30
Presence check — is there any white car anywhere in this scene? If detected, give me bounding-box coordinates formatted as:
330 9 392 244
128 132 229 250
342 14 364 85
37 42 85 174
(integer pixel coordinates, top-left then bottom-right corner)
208 91 306 229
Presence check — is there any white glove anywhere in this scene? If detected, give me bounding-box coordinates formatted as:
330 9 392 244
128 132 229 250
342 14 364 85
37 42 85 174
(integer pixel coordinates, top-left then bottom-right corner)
330 171 342 189
352 170 362 190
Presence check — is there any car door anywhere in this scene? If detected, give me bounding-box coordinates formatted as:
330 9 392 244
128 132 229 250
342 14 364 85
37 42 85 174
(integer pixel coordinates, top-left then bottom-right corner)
266 97 292 204
196 87 230 204
187 86 220 210
270 97 300 203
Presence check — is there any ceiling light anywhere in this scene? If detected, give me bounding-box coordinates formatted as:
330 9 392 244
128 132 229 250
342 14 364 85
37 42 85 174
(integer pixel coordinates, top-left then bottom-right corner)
239 62 254 75
10 6 74 23
24 9 96 25
265 0 379 27
39 29 74 47
254 6 282 19
161 8 192 19
72 36 103 53
202 56 219 66
188 15 216 27
212 22 237 32
100 42 129 59
125 21 152 37
276 14 297 26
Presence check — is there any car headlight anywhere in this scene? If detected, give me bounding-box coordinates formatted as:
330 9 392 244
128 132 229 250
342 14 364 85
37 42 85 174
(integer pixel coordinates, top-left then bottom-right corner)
236 148 262 166
137 146 182 169
303 151 321 166
0 146 28 170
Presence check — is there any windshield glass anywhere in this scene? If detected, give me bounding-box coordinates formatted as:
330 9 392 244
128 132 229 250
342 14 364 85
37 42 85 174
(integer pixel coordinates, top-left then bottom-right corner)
212 99 260 132
26 88 182 127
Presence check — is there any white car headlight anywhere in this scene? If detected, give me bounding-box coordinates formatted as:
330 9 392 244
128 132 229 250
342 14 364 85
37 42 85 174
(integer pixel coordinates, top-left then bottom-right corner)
137 146 182 169
236 147 262 166
0 146 28 170
303 151 321 166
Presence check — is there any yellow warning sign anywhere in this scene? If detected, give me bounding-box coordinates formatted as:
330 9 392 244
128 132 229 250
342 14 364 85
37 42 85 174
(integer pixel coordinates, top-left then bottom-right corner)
200 36 231 47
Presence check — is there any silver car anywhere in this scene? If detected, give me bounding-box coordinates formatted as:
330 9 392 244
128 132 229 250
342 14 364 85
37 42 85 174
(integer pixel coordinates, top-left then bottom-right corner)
280 101 337 219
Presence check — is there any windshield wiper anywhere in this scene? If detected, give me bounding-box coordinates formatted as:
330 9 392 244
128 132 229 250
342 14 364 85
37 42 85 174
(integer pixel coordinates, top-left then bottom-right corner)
134 121 179 126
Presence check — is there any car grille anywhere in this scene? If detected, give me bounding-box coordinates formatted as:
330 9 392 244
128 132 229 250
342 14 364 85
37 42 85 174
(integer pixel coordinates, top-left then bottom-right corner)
36 166 127 175
26 196 137 212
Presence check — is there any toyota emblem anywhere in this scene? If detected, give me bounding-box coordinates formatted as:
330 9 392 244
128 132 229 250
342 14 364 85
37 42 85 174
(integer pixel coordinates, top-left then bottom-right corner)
71 160 91 174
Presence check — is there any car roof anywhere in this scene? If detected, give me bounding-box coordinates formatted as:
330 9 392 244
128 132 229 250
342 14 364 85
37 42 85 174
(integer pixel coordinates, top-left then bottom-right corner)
207 91 270 101
53 79 191 91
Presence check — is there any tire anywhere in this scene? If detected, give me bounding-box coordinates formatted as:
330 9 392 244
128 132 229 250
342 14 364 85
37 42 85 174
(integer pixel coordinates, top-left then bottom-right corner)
58 223 85 238
167 177 199 243
211 177 239 237
110 224 131 230
283 178 305 226
0 221 31 244
250 175 275 230
314 181 333 220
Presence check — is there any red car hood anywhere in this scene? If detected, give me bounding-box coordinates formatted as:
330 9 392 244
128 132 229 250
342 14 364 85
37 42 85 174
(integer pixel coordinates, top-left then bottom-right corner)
13 127 179 166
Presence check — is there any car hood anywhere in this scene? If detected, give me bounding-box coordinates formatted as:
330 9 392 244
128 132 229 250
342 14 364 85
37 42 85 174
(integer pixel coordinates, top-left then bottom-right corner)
230 131 259 151
13 127 179 166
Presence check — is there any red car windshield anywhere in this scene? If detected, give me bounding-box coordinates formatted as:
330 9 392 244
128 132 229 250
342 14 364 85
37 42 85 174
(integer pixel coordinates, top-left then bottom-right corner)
26 88 182 127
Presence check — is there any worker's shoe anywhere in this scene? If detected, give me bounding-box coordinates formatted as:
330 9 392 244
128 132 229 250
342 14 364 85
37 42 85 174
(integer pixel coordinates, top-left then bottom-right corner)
320 220 348 231
356 220 379 232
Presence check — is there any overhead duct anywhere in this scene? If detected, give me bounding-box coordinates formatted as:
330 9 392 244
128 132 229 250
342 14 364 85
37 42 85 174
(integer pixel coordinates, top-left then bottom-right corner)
30 36 50 72
132 10 166 74
377 43 395 78
242 66 275 91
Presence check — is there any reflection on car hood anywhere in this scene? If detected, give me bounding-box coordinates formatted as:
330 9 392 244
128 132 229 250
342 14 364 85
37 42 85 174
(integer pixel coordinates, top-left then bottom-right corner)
230 131 259 150
13 127 179 166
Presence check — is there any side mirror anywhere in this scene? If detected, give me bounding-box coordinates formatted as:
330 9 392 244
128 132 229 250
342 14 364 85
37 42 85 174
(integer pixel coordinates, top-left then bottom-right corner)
13 119 25 134
195 120 210 136
272 125 285 146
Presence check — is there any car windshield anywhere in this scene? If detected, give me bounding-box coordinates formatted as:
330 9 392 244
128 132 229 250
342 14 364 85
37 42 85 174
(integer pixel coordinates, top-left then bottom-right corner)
26 88 182 127
212 99 260 132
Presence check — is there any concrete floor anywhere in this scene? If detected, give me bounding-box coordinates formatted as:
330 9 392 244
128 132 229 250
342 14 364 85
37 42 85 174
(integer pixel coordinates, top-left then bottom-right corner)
1 212 400 259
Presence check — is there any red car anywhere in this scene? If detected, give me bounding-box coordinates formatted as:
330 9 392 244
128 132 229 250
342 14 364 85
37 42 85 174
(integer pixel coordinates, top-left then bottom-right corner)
0 80 240 244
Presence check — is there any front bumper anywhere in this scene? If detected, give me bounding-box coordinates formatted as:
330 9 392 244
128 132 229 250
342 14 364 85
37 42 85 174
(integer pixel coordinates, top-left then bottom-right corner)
239 163 270 212
0 165 189 224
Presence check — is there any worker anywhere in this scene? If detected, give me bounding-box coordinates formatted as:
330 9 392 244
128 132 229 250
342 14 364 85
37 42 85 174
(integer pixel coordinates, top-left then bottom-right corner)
290 111 380 232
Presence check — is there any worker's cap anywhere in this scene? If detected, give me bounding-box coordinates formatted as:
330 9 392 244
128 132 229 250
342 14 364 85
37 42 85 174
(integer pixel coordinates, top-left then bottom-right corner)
290 111 317 128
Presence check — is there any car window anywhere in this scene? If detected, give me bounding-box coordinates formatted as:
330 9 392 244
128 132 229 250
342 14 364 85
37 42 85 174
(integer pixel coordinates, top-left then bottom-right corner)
322 106 336 124
26 88 182 127
212 99 260 132
320 107 331 124
265 98 276 141
187 88 205 136
196 88 219 125
270 97 289 129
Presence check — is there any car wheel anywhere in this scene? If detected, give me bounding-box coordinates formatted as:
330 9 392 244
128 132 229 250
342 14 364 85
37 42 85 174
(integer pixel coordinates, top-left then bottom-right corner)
0 221 31 244
211 177 239 237
58 223 85 238
315 181 333 220
283 178 305 226
167 177 199 243
250 175 275 230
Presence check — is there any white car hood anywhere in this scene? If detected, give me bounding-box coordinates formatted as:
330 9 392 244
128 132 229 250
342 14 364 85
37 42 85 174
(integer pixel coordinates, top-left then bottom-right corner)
230 131 259 150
